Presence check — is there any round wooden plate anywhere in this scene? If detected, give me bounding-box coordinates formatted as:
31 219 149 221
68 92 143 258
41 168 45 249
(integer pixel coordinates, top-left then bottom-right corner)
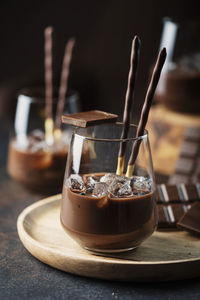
17 194 200 282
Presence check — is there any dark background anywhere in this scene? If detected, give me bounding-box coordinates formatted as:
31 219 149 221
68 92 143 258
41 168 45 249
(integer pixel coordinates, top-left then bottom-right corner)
0 3 200 298
0 0 199 121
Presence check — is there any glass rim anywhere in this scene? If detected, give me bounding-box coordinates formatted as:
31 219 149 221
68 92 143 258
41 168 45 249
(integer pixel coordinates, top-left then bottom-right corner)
73 122 148 142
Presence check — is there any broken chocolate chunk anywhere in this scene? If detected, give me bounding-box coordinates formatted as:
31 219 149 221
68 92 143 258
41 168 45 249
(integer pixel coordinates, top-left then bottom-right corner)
62 110 118 127
177 202 200 235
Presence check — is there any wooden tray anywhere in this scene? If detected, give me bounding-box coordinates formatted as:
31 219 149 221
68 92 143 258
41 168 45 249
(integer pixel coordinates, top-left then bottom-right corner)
17 194 200 282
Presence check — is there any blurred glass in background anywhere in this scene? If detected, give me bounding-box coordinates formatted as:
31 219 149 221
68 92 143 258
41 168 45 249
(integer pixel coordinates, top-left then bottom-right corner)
155 17 200 114
7 86 80 194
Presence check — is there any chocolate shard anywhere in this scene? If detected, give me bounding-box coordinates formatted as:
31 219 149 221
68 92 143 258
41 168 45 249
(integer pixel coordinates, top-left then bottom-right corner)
156 183 200 204
157 203 189 229
177 202 200 234
175 157 194 174
168 126 200 184
62 110 118 127
184 127 200 142
179 141 199 158
156 183 200 230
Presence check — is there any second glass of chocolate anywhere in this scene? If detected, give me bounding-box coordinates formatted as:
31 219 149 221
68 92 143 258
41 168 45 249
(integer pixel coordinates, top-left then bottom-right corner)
61 123 158 253
7 87 80 194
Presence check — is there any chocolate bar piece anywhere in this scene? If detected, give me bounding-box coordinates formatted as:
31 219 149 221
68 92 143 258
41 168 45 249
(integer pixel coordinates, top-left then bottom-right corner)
156 183 200 204
157 203 191 228
156 183 200 229
184 127 200 142
175 157 194 174
177 202 200 234
62 110 118 127
168 126 200 184
169 174 192 184
179 141 199 158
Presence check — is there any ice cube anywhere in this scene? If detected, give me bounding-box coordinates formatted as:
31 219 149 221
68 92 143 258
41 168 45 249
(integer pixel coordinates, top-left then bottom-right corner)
109 178 132 197
92 182 108 198
117 182 132 196
31 129 45 141
100 173 123 186
85 175 100 193
67 174 85 191
52 139 68 152
132 189 148 196
130 176 152 192
87 175 100 186
28 140 47 153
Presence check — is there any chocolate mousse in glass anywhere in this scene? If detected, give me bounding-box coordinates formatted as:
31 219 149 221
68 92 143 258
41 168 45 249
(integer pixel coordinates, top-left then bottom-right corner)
60 123 158 252
7 87 85 194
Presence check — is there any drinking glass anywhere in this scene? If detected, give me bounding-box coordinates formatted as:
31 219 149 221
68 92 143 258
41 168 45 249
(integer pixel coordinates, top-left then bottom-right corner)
154 17 200 113
7 86 80 194
60 123 157 253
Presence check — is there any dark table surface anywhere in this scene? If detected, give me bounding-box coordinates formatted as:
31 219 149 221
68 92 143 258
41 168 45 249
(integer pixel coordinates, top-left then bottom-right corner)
1 119 200 300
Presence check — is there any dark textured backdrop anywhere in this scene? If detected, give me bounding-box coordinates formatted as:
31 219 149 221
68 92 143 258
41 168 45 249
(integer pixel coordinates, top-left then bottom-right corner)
0 0 199 121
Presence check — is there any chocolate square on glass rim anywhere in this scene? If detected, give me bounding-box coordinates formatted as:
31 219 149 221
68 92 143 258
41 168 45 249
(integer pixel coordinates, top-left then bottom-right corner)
62 110 118 127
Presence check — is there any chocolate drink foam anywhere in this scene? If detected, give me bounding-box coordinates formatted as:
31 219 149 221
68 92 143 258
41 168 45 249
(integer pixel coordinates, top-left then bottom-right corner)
60 173 157 251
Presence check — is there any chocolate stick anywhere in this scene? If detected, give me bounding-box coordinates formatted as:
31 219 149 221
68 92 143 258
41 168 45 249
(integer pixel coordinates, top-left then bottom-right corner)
44 26 54 144
116 36 141 175
54 38 75 140
125 48 167 178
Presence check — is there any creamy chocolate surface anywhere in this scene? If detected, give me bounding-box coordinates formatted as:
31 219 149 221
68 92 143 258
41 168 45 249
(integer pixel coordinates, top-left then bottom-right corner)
61 173 157 251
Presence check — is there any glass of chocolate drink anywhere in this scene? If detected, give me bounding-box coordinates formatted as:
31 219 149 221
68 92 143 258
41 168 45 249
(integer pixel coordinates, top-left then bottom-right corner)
7 87 80 194
61 122 158 253
154 18 200 113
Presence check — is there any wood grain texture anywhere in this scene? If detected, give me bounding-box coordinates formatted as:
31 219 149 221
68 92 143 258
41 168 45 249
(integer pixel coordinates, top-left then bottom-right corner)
17 194 200 282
